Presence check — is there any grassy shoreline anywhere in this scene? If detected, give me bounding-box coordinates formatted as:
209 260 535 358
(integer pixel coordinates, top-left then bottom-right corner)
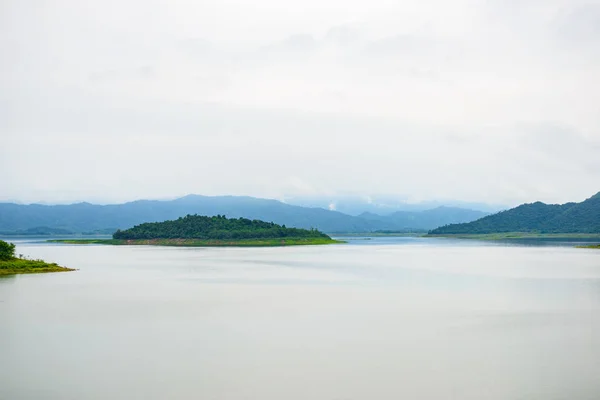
48 237 344 247
0 258 75 276
427 232 600 240
576 244 600 249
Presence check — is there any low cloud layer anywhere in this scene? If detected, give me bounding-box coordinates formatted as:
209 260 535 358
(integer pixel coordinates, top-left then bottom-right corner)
2 0 599 206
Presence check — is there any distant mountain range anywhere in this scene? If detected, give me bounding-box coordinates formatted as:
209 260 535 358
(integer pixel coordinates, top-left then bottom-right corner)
358 207 489 230
430 192 600 234
284 195 504 215
0 195 488 234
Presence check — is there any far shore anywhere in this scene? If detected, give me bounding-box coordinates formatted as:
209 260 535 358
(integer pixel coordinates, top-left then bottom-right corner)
426 232 600 240
576 244 600 249
332 232 426 237
48 237 344 247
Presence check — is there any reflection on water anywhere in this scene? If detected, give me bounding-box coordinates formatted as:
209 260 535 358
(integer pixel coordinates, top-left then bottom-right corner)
0 237 599 400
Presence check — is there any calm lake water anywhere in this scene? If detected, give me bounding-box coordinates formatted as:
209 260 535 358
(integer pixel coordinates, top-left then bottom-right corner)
1 237 599 400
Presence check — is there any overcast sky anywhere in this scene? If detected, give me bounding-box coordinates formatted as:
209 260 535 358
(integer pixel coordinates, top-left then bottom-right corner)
2 0 599 206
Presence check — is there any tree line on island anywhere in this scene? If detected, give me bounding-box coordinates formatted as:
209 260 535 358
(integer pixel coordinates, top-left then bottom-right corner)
113 214 332 240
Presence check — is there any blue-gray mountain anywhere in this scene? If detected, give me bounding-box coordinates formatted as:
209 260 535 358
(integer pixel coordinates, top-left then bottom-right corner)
430 191 600 234
286 195 504 215
0 195 489 234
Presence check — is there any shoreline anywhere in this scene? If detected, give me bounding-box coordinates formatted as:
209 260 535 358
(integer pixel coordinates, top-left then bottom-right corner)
426 232 600 240
0 259 75 276
576 244 600 249
48 237 344 247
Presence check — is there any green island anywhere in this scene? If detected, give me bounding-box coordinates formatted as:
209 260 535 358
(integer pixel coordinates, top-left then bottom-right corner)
49 214 343 247
0 240 74 275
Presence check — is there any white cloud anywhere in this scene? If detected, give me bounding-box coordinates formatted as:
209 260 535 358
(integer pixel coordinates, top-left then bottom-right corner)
1 0 599 206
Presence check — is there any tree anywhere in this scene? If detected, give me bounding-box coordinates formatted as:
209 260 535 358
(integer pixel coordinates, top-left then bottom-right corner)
112 214 331 240
0 240 16 260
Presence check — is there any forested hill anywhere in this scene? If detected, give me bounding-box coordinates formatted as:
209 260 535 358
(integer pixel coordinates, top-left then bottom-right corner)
113 215 331 240
430 191 600 234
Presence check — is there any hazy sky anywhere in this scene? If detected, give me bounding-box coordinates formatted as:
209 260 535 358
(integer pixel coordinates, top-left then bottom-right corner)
2 0 599 206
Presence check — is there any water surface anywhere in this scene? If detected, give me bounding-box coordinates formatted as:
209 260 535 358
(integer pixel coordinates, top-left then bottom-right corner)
1 238 599 399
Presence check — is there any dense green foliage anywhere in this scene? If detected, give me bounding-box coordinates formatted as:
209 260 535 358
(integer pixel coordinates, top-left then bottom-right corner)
113 214 332 240
430 192 600 234
0 240 16 260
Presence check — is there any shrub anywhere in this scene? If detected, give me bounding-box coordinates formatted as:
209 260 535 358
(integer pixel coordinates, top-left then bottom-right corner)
0 240 16 260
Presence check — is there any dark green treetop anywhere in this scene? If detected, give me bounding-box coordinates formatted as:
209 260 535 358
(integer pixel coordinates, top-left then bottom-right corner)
113 214 331 240
0 240 16 260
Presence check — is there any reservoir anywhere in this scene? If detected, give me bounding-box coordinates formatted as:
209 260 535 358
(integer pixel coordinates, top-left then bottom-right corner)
1 237 599 399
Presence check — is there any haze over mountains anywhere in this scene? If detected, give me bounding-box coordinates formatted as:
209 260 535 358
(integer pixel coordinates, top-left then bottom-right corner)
284 195 505 215
0 195 489 234
431 191 600 234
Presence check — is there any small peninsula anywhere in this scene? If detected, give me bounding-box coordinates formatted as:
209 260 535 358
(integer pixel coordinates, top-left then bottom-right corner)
0 240 74 275
50 215 342 247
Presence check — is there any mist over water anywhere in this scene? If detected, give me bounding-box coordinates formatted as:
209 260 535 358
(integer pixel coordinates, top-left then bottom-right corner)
1 238 599 399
